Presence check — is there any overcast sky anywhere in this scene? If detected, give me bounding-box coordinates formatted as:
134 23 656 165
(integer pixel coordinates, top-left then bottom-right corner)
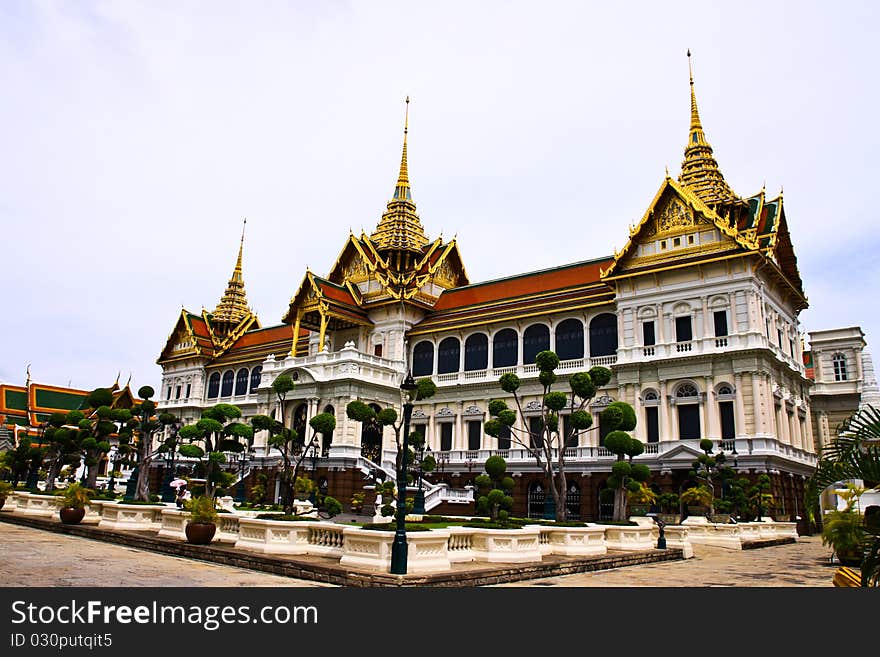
1 1 877 392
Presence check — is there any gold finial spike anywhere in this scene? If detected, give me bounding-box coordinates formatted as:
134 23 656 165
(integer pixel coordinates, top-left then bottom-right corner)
395 97 411 194
665 165 670 178
211 219 252 326
26 364 31 387
687 49 702 132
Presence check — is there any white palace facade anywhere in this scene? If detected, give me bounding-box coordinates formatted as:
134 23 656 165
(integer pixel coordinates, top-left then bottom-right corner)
157 63 827 522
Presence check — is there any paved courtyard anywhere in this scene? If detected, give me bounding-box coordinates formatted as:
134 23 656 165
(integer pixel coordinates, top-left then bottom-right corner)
496 535 836 587
1 523 837 587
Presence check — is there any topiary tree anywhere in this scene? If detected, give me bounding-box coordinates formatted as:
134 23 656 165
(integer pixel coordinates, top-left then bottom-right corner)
484 351 629 522
687 438 734 515
345 378 437 512
602 403 649 521
75 388 118 489
748 473 774 520
41 412 82 492
474 455 515 522
127 386 180 501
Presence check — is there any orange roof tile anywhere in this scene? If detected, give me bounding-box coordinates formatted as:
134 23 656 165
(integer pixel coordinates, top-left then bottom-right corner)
433 258 612 311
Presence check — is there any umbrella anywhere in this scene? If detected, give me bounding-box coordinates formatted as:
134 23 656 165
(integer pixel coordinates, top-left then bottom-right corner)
170 479 187 489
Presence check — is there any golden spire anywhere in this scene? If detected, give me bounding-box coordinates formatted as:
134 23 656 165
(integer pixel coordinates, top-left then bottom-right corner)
678 50 735 205
371 97 429 254
212 219 252 326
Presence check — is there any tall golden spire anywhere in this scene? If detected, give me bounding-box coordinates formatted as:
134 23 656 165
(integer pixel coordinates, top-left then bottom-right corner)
212 219 252 326
678 50 735 205
371 97 429 255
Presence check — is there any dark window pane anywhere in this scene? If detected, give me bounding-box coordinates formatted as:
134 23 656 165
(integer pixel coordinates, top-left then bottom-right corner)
493 329 518 368
468 421 482 450
412 341 434 376
221 371 234 397
555 319 584 360
643 321 655 346
529 416 544 448
249 366 262 392
207 374 220 399
464 334 489 371
437 337 461 374
599 417 612 446
498 424 511 450
720 401 735 440
589 314 618 357
713 311 728 337
523 324 550 364
675 316 693 342
646 406 659 443
235 368 249 395
440 423 453 451
677 404 700 440
562 414 578 447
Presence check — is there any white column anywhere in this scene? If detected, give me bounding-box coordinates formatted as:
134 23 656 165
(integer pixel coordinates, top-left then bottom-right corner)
751 373 764 436
633 383 642 442
706 376 719 440
660 380 672 441
733 373 746 438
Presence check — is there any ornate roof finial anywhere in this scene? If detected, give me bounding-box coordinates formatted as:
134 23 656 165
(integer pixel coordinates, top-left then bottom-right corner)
212 220 253 326
371 96 429 254
25 364 31 388
678 49 735 205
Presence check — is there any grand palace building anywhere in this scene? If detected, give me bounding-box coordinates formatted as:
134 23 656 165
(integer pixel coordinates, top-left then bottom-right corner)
152 60 866 525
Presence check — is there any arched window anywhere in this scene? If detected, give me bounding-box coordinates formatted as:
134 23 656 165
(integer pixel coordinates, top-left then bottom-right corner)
676 382 700 398
675 382 700 440
437 337 461 374
293 403 308 444
493 328 518 368
589 314 618 357
221 371 234 397
643 390 659 401
412 341 434 377
523 324 550 364
235 368 249 396
321 404 335 456
464 333 489 371
360 403 383 461
249 366 262 392
207 373 220 399
717 384 734 396
832 353 848 381
555 318 584 360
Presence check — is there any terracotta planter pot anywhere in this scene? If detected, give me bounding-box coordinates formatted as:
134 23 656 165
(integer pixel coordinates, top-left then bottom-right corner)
59 507 86 525
185 522 217 545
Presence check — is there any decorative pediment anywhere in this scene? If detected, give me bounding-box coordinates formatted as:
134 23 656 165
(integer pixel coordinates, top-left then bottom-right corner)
462 405 484 417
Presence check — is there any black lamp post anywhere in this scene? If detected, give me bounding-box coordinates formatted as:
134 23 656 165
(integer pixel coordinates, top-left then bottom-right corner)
390 371 417 575
235 450 249 503
413 441 426 514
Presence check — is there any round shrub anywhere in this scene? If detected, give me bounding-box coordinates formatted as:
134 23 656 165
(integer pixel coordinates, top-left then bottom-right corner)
535 350 560 372
605 401 637 431
87 388 114 409
415 378 437 401
485 455 507 480
612 460 632 478
699 438 714 453
631 463 651 482
346 400 375 422
569 372 595 399
179 444 205 458
323 496 343 517
544 391 568 411
487 489 506 507
626 479 642 493
501 476 515 492
570 410 593 430
488 399 508 416
196 418 224 435
497 409 517 427
539 371 557 387
603 430 632 455
625 437 644 458
588 366 612 388
377 408 398 426
483 419 502 437
499 373 521 393
309 412 337 434
545 414 558 432
474 474 492 491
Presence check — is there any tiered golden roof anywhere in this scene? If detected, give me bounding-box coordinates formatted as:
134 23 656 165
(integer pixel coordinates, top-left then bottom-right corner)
370 97 429 254
212 221 252 326
678 50 736 205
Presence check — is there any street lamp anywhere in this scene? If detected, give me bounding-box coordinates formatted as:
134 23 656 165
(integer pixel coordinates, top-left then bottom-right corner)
390 371 417 575
235 450 250 503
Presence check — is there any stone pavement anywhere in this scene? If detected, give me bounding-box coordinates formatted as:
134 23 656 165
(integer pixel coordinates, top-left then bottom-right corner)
0 524 330 587
1 521 837 587
495 535 836 587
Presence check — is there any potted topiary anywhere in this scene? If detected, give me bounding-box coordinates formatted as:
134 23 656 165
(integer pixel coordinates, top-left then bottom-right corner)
681 485 713 517
184 496 218 544
657 492 681 525
709 498 733 524
350 491 366 515
626 482 657 517
59 482 91 524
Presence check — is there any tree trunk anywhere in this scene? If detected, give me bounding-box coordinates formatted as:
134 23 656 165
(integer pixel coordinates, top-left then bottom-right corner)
613 486 628 522
85 455 100 489
135 440 152 502
44 455 61 492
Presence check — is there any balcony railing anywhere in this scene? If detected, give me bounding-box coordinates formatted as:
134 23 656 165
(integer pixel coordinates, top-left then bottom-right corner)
430 356 618 387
